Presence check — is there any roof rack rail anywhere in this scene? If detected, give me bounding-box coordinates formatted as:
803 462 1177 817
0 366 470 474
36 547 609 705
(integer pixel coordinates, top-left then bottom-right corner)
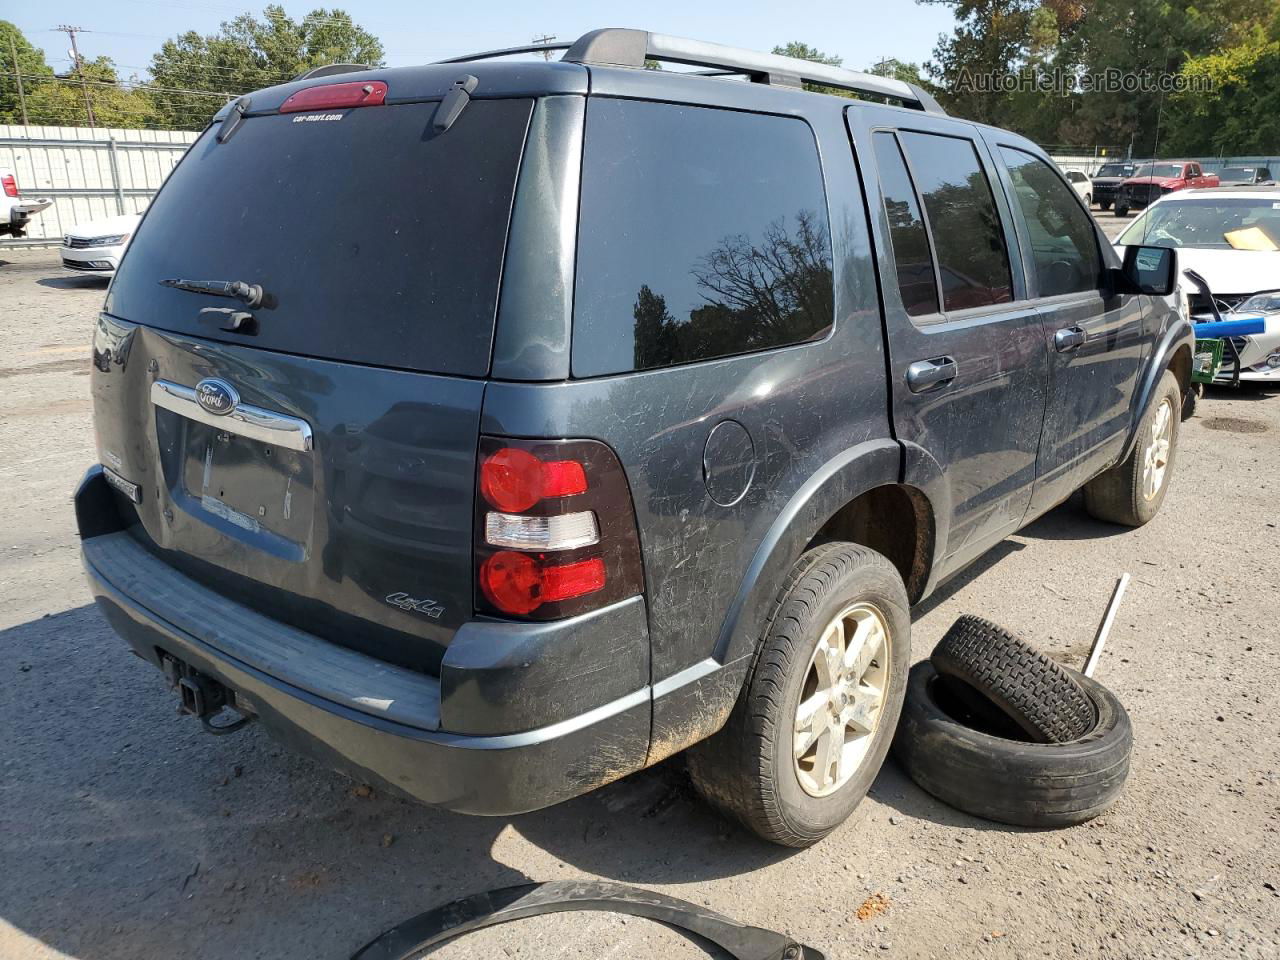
438 42 572 64
292 62 372 82
436 29 944 115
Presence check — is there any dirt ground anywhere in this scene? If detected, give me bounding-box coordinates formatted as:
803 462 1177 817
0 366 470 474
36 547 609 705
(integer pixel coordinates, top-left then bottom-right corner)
1 244 1277 960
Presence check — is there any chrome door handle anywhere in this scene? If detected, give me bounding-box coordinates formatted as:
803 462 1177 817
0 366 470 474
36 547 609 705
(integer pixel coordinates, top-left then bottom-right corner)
905 356 958 393
1055 326 1087 352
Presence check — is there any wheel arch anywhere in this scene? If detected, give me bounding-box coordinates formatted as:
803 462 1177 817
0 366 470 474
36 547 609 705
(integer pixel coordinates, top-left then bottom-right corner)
712 439 936 668
1121 316 1194 461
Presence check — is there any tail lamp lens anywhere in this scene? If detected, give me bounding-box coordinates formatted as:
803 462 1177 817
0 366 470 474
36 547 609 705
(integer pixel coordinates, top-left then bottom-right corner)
2 174 17 198
474 436 644 620
480 552 606 615
480 447 588 512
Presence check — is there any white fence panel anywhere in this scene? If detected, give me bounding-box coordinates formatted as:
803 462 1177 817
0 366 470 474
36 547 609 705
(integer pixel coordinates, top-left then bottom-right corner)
1 124 198 247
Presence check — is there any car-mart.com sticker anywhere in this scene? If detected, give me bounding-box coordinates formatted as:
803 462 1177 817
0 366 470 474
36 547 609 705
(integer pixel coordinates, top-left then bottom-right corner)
292 112 344 123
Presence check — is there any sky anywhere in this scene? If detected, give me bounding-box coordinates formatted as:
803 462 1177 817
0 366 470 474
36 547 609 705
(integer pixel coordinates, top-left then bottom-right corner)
5 0 959 83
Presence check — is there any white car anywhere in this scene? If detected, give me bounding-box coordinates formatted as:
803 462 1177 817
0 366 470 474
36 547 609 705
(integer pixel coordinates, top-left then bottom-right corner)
61 214 142 275
1065 170 1092 206
1113 186 1280 382
1 167 53 238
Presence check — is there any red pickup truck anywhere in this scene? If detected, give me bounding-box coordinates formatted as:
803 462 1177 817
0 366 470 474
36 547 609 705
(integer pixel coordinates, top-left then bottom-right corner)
1115 160 1219 216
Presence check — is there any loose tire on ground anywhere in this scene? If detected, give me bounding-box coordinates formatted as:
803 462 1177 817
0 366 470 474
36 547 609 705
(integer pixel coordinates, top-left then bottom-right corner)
687 542 910 847
1083 369 1181 526
1182 382 1202 421
930 615 1094 744
893 662 1132 828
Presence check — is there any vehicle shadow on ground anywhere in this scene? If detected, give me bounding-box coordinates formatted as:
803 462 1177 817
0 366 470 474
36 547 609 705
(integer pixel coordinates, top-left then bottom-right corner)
1015 492 1132 543
37 275 110 290
1204 383 1280 402
0 604 799 960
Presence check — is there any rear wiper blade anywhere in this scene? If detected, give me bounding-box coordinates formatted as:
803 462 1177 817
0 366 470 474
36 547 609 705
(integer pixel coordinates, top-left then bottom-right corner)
160 277 265 309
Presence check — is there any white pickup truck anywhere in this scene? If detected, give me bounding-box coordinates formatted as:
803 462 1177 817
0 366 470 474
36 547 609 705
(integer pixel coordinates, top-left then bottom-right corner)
1 167 53 238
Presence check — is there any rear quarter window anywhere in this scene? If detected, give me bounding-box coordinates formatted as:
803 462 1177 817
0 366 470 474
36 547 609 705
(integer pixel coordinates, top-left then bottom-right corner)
571 99 833 377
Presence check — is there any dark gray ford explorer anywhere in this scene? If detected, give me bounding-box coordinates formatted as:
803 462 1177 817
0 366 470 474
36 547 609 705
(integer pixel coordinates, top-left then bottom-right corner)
76 28 1191 846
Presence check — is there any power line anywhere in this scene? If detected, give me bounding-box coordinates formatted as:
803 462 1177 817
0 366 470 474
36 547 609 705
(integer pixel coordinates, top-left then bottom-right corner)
16 72 235 98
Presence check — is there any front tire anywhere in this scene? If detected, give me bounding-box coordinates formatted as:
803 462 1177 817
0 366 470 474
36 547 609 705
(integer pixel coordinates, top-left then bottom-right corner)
1083 370 1181 526
1115 204 1129 217
1099 200 1112 211
687 543 910 847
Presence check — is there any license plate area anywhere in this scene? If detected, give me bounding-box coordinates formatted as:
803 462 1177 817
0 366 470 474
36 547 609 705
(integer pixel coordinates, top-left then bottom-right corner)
180 422 314 549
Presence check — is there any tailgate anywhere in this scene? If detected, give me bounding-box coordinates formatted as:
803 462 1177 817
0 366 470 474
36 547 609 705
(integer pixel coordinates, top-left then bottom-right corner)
92 317 482 672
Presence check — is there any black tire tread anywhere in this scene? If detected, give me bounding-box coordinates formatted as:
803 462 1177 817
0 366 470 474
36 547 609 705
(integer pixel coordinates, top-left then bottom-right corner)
1083 370 1181 527
687 543 904 847
893 662 1132 828
931 615 1094 744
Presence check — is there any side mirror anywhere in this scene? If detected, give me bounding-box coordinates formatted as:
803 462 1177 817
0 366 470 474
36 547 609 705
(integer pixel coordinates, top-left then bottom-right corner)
1118 244 1177 296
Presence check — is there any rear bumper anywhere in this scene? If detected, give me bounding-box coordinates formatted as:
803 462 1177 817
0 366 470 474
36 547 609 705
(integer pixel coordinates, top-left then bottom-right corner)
77 467 653 815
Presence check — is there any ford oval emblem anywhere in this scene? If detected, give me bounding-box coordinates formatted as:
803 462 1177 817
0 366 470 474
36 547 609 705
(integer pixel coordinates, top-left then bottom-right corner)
194 378 239 417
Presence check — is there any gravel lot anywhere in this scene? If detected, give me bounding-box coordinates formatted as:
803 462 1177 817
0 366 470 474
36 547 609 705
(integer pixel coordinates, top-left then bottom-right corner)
1 239 1277 960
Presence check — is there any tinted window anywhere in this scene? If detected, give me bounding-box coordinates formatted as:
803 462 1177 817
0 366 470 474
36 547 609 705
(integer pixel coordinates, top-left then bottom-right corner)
1097 163 1136 178
1133 162 1184 179
873 132 938 317
108 99 533 376
1000 147 1101 297
572 100 832 376
899 132 1013 311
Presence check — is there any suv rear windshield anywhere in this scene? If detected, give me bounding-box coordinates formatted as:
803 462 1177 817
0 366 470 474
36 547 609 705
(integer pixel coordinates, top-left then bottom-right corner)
107 98 533 376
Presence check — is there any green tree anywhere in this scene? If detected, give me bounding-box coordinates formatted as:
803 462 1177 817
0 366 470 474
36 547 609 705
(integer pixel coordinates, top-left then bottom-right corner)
18 56 156 129
1164 11 1280 154
0 21 54 124
772 41 853 97
921 0 1041 125
868 58 927 85
149 5 384 129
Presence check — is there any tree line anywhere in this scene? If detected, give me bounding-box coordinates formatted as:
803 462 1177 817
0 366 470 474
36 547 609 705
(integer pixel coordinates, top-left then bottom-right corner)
1 4 1276 154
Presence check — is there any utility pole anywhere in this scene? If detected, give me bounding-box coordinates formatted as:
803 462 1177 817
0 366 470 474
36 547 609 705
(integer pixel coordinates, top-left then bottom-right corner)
9 32 29 127
56 24 96 129
531 34 556 61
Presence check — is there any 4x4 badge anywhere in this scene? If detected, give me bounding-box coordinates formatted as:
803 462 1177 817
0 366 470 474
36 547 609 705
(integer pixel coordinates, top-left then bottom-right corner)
385 592 445 619
194 378 239 417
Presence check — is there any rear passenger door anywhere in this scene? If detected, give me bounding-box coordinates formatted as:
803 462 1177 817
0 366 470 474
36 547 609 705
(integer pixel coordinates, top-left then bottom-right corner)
847 107 1049 578
986 140 1146 516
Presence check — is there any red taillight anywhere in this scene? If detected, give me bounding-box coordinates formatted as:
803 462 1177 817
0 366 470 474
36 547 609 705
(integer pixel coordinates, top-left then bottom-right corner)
279 80 387 114
480 552 606 615
480 447 588 513
1 174 17 198
474 437 644 621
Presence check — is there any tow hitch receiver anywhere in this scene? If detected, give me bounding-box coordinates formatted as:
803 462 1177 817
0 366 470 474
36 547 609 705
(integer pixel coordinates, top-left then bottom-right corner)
161 653 255 736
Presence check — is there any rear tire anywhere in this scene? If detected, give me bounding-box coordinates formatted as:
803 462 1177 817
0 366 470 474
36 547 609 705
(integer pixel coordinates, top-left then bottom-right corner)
1099 200 1112 211
687 543 910 847
930 615 1094 744
894 662 1132 827
1083 370 1181 526
1115 204 1129 217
